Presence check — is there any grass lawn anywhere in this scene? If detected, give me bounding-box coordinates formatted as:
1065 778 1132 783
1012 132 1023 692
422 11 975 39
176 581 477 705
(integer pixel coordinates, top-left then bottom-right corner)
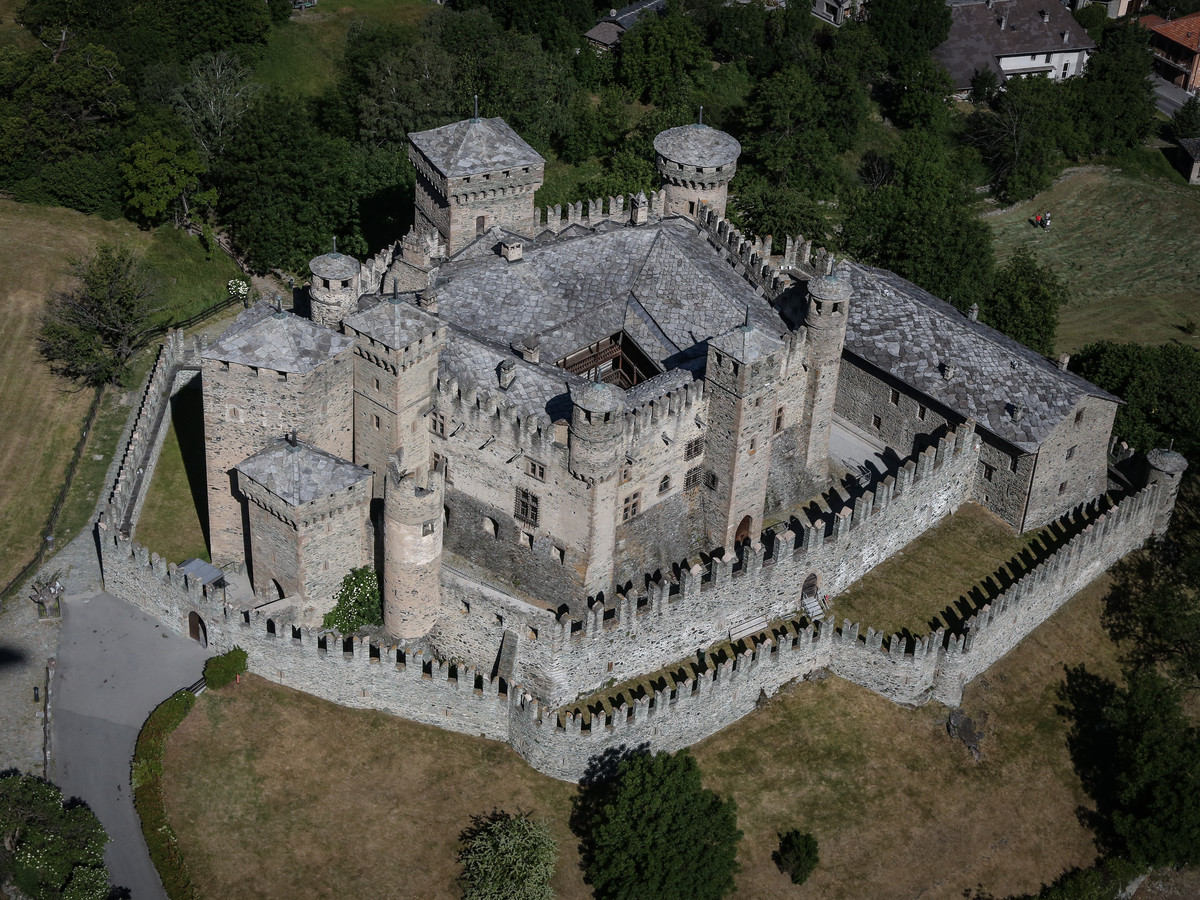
163 575 1120 900
136 384 210 563
255 0 433 98
988 166 1200 355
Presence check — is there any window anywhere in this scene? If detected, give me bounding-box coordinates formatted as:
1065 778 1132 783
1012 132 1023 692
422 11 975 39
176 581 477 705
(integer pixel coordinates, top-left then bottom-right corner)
374 377 380 391
483 516 497 536
476 215 486 235
659 474 671 494
749 438 757 455
684 437 705 460
704 471 719 491
1059 481 1068 495
526 459 546 481
1010 455 1020 473
775 407 785 433
754 396 763 407
620 466 631 484
433 452 451 484
1062 61 1070 78
1045 53 1051 63
622 492 641 521
422 520 436 536
983 463 995 482
373 414 381 429
430 413 446 436
685 466 702 490
889 388 900 405
918 405 927 421
872 415 882 430
1066 445 1076 460
1075 409 1085 425
514 488 539 526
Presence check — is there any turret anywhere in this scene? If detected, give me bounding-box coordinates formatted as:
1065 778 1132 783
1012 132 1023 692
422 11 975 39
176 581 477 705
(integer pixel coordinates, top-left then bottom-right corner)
382 454 444 639
309 250 362 330
1146 448 1188 536
799 261 851 478
654 120 741 220
567 381 625 482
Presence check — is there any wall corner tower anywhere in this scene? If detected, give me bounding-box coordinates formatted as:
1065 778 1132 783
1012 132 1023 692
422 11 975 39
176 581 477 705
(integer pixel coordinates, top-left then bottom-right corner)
654 120 741 220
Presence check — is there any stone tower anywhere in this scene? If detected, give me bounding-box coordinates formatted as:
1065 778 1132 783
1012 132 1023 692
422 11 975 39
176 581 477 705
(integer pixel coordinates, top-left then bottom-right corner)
407 116 546 257
654 122 741 220
568 380 626 599
799 262 851 480
382 454 444 640
703 317 785 548
1146 448 1188 536
309 250 363 330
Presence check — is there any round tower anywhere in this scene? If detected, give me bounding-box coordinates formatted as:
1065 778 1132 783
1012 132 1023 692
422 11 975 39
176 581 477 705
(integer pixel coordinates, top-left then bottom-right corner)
653 122 741 220
567 381 625 482
800 262 851 478
382 456 444 640
309 251 362 330
1146 448 1188 536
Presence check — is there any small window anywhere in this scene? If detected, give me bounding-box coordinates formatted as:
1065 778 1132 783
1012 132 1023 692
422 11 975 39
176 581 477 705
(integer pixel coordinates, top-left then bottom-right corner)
749 438 757 455
1075 409 1084 425
373 414 381 429
483 516 497 536
1059 481 1068 495
374 377 380 391
774 407 785 433
1010 456 1020 473
422 520 436 536
684 437 705 460
341 279 350 289
514 488 539 526
685 466 702 490
872 415 882 429
659 474 671 494
1066 445 1076 460
430 413 446 436
889 388 900 405
476 215 486 235
620 466 631 484
983 463 995 482
704 471 718 490
918 405 927 421
754 396 763 408
526 459 546 481
622 492 641 522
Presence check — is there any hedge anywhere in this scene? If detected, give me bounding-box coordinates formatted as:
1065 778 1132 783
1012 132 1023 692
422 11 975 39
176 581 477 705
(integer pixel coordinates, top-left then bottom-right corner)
131 690 197 900
203 646 247 689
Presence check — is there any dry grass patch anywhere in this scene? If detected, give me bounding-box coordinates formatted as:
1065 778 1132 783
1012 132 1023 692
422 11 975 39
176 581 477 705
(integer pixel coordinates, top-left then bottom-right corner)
832 503 1042 637
987 168 1200 354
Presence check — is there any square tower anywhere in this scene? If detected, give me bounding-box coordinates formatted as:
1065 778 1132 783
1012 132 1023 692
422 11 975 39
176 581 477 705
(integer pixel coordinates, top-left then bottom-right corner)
407 117 545 257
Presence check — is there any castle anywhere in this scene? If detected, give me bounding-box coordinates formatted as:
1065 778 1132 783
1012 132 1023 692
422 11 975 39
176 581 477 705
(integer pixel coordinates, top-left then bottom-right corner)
95 115 1185 780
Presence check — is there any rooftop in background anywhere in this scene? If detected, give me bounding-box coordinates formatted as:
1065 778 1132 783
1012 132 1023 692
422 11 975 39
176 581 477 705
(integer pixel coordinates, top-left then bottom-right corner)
408 117 544 178
1141 10 1200 50
841 261 1119 451
585 0 665 49
236 438 370 507
202 303 354 374
653 124 741 169
935 0 1097 90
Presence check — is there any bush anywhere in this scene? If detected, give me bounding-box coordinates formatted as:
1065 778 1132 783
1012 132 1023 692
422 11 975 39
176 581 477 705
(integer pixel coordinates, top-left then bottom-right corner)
131 690 197 900
773 829 819 885
203 646 248 689
457 810 557 900
323 567 382 634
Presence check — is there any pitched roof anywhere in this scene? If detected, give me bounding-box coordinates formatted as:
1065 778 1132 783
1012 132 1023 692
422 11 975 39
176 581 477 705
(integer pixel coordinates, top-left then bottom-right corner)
343 296 440 351
1147 10 1200 50
934 0 1097 89
236 439 371 507
840 261 1119 451
408 117 544 178
202 303 354 374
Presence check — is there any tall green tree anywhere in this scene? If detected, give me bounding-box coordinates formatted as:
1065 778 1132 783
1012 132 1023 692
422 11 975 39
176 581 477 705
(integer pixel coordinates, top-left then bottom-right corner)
122 131 216 227
1173 95 1200 141
971 75 1076 201
1074 21 1157 155
618 6 710 108
984 247 1069 355
457 810 557 900
579 750 742 900
864 0 952 71
38 243 166 387
742 65 838 195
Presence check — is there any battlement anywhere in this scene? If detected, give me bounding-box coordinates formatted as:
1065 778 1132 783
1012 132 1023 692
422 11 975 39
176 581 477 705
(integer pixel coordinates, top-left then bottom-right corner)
621 375 706 443
436 374 558 457
360 243 396 294
536 189 668 235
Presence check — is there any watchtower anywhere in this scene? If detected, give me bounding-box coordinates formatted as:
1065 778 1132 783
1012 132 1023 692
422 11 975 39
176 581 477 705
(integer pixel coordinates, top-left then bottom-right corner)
407 116 545 257
382 454 444 640
799 262 851 479
309 250 362 330
654 121 741 220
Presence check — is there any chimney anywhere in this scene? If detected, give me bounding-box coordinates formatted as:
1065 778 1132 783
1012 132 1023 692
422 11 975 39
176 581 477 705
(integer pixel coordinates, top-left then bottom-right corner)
500 239 523 263
969 303 979 322
498 359 516 390
942 363 956 381
986 0 993 8
418 289 438 314
1041 9 1050 23
1001 9 1009 30
631 191 649 225
512 337 540 364
1058 353 1070 371
1011 402 1024 422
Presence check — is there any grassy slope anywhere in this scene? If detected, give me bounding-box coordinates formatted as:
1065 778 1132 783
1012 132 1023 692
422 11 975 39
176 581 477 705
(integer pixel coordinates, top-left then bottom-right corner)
988 166 1200 354
163 575 1119 900
136 385 210 563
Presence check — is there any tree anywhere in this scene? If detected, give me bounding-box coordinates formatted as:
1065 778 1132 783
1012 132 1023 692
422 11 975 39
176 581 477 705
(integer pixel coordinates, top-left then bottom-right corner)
457 810 557 900
890 53 954 131
0 771 111 900
38 244 166 387
969 66 998 105
172 51 261 161
358 42 458 148
743 65 838 195
1058 664 1200 866
1173 95 1200 141
122 131 217 227
1074 21 1157 155
773 829 819 885
865 0 952 71
580 749 742 900
618 6 710 107
971 75 1075 201
984 247 1069 355
323 566 382 633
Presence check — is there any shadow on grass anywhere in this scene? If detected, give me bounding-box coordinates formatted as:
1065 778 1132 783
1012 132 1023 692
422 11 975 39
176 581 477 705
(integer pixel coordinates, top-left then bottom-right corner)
170 380 209 553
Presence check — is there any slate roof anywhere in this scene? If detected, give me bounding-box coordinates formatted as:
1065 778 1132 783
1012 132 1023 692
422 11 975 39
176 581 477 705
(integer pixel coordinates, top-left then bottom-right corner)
934 0 1096 90
841 261 1120 452
585 21 624 47
236 439 371 507
710 321 784 364
202 303 354 374
310 252 360 280
1180 137 1200 161
440 331 584 422
344 296 440 351
653 124 741 168
408 117 544 178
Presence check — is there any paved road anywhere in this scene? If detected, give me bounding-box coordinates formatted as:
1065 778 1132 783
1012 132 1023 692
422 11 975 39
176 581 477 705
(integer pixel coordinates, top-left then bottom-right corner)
53 591 210 900
1153 75 1193 117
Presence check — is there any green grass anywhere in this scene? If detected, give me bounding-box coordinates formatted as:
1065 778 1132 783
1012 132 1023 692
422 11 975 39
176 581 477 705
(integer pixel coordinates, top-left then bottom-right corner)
136 384 210 563
988 167 1200 354
255 0 432 97
144 227 244 326
0 0 36 49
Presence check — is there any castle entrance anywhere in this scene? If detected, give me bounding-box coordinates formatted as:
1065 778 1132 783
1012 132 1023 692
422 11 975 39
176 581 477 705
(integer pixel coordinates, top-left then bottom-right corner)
735 515 753 544
188 611 207 648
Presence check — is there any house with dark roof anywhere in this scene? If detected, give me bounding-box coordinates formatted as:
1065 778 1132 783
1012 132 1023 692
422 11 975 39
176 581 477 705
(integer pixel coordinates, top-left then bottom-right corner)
584 0 666 51
934 0 1097 92
1141 11 1200 92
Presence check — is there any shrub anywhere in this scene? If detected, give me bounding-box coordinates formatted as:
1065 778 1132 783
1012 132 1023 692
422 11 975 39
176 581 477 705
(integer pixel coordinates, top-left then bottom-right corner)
457 810 557 900
131 690 197 900
203 646 248 689
323 567 383 634
773 829 819 885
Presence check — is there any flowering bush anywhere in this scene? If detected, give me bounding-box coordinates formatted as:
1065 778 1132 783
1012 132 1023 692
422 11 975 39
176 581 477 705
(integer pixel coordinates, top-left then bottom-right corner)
323 566 382 634
227 278 249 302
